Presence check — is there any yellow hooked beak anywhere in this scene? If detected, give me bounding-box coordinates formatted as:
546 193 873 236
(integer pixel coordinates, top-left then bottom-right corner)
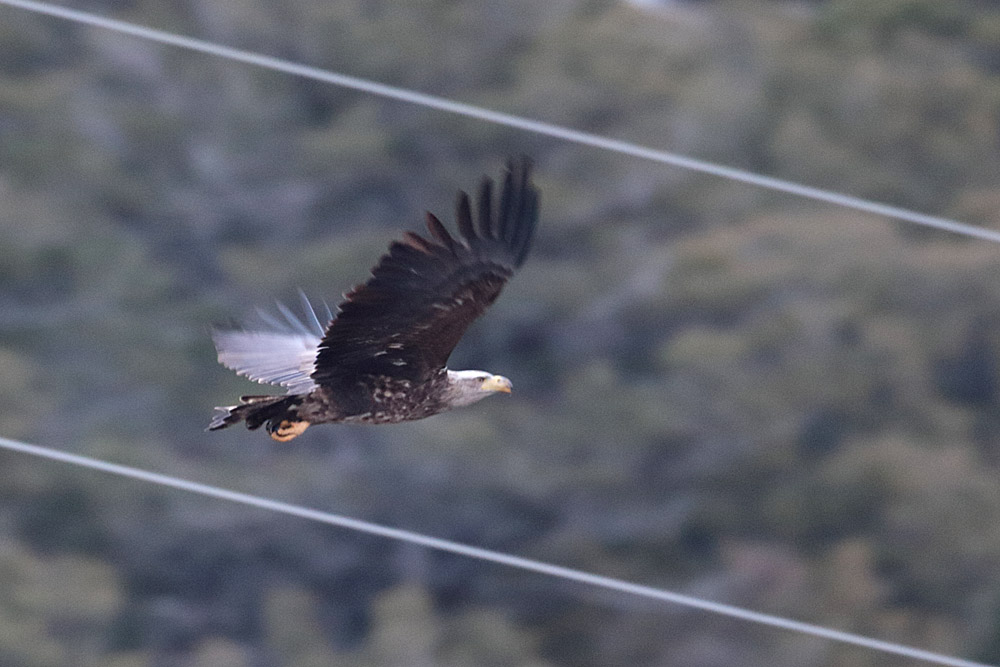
482 375 512 394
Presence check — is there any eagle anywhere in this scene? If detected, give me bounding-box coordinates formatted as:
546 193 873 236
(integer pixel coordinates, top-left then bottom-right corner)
209 159 539 441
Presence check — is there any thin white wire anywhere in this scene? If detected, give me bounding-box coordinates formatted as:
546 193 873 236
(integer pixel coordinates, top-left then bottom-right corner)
0 436 990 667
3 0 1000 245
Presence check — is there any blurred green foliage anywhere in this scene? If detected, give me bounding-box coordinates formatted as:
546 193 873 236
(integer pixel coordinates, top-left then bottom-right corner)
2 0 1000 665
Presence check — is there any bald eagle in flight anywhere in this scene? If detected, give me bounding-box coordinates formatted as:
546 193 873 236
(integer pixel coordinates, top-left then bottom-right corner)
209 159 539 441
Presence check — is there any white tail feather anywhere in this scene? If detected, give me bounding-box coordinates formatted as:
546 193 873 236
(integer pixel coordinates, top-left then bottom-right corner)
212 296 331 394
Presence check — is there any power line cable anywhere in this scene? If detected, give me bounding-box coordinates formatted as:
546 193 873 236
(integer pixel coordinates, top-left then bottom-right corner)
3 0 1000 245
0 435 991 667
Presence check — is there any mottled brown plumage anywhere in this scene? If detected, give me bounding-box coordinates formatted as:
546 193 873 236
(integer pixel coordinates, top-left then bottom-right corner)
209 159 538 440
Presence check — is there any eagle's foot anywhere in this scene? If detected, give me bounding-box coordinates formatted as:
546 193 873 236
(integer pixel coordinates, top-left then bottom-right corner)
268 419 310 442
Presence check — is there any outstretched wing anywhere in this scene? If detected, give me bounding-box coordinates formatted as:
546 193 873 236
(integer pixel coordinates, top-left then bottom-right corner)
312 158 539 390
212 295 332 395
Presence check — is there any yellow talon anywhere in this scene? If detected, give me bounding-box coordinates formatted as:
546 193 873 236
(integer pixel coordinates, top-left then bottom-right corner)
270 420 310 442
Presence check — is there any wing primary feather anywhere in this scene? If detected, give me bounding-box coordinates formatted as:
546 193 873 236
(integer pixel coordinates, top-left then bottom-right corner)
424 212 458 253
277 300 312 335
515 189 539 266
403 230 436 254
255 307 287 331
298 289 326 337
477 177 494 239
497 166 515 241
321 300 334 323
508 159 532 243
455 192 476 242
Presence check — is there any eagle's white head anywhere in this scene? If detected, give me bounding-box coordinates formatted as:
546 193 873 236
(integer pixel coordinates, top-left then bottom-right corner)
444 369 513 407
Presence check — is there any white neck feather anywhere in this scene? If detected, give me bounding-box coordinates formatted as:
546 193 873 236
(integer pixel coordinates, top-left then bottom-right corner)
443 369 495 407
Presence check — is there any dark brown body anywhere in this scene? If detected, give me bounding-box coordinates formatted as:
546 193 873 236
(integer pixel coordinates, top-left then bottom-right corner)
215 370 453 434
300 371 452 425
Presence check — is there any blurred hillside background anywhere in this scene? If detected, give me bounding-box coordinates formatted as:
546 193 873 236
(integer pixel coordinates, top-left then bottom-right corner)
3 0 1000 665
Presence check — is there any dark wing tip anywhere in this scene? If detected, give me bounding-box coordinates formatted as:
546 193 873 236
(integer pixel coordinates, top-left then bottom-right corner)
472 157 537 255
513 187 539 266
375 158 539 277
505 156 533 192
455 191 476 242
424 212 458 253
476 176 494 239
496 167 515 241
501 156 538 266
402 230 436 254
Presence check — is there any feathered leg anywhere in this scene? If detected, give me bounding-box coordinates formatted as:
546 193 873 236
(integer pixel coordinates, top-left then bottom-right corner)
207 395 310 441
